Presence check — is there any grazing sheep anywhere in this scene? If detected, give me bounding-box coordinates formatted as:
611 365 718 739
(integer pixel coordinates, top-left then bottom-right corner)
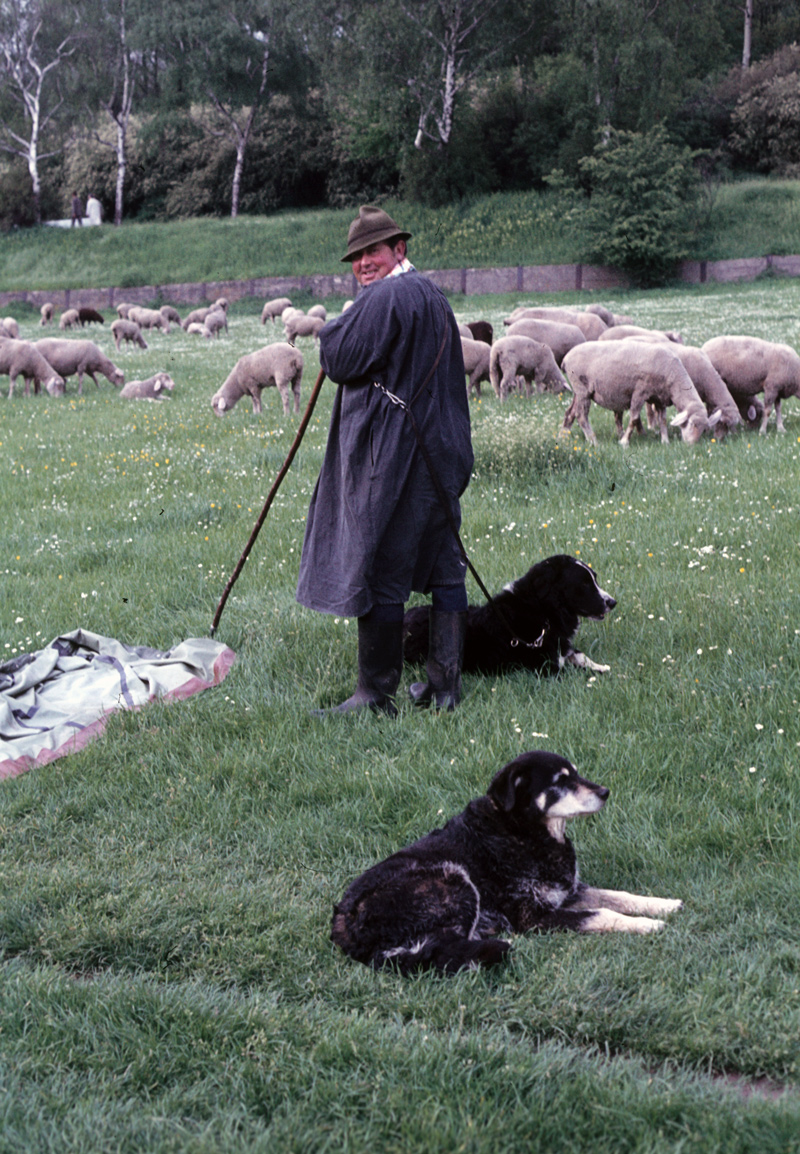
78 307 104 325
261 296 293 324
111 318 148 351
211 343 303 417
116 302 136 319
505 318 586 365
186 322 208 337
40 302 54 326
281 305 302 323
182 306 215 330
738 393 764 428
203 308 228 338
2 317 19 338
284 313 324 345
598 324 683 344
627 340 743 438
307 304 327 321
466 320 493 345
34 338 125 393
489 335 568 402
560 340 716 446
119 371 175 401
460 337 492 398
160 305 182 326
701 335 800 434
127 305 169 333
505 306 607 341
0 339 65 398
584 303 616 326
59 308 81 330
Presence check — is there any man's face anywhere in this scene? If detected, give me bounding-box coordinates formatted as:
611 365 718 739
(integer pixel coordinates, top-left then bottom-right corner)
352 240 406 286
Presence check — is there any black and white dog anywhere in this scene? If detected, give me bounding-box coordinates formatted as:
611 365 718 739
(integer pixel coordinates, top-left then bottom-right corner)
331 751 682 974
403 554 616 675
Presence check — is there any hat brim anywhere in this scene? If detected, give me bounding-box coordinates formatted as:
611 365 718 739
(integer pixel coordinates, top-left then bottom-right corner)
341 228 412 263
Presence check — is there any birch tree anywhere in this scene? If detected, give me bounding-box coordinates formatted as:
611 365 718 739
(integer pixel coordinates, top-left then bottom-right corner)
0 0 78 222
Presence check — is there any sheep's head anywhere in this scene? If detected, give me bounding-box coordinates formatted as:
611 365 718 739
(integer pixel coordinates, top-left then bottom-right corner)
211 391 231 417
111 368 125 387
670 407 708 444
46 374 65 397
156 372 175 391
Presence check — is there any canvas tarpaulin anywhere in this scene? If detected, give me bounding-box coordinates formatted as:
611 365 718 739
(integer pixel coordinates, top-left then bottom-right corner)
0 628 236 780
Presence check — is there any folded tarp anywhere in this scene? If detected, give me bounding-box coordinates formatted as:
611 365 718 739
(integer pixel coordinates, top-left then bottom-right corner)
0 628 236 781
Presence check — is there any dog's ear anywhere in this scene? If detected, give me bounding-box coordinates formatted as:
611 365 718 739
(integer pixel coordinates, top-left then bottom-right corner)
488 763 524 811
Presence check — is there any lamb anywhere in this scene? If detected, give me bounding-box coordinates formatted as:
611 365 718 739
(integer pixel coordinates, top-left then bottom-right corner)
34 338 125 393
560 340 716 446
284 313 324 345
59 308 81 330
111 318 148 351
261 296 293 324
505 318 586 365
127 305 169 332
460 336 492 398
489 335 568 402
466 320 493 345
626 340 743 438
78 307 104 325
160 305 182 326
701 335 800 434
2 317 19 338
203 308 228 338
0 339 65 398
505 306 607 341
307 304 327 320
186 322 208 337
211 343 303 417
119 371 175 401
40 302 54 326
598 324 683 344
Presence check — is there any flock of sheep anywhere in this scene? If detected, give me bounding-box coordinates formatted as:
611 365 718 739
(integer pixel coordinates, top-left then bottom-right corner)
2 291 798 442
457 302 799 443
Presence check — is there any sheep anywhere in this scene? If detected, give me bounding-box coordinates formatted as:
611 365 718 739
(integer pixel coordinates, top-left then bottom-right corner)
505 306 607 341
460 336 492 398
584 303 616 326
2 317 19 338
34 338 125 393
203 308 228 338
0 339 65 398
738 393 764 428
111 318 148 351
307 304 327 321
261 296 293 324
78 307 104 325
40 302 54 326
182 306 215 330
186 322 208 337
341 299 354 312
281 305 302 323
213 297 228 313
625 339 743 438
560 339 716 446
59 308 81 330
701 335 800 434
466 320 493 345
211 343 303 417
489 335 569 402
116 302 136 319
284 313 324 345
127 305 169 332
457 322 472 339
119 371 175 401
598 324 683 344
505 318 586 365
160 305 182 326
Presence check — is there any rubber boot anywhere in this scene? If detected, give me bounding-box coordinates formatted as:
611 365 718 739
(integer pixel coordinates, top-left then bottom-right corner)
408 610 467 711
317 617 404 717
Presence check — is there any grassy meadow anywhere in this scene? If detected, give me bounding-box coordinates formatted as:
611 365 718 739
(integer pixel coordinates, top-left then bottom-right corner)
5 178 800 291
1 275 800 1151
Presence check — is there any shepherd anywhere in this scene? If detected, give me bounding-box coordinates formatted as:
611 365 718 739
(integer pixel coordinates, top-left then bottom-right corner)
296 206 473 715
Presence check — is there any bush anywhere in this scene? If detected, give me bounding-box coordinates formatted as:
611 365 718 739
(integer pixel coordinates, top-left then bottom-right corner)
576 125 703 286
729 46 800 174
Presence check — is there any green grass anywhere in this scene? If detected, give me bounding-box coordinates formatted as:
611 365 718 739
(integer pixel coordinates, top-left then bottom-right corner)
6 178 800 293
2 279 800 1150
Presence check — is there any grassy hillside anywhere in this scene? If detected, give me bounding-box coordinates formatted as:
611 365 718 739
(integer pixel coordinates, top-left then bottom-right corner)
4 180 800 293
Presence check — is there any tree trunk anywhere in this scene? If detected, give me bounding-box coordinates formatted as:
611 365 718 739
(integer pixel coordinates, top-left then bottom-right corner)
742 0 753 69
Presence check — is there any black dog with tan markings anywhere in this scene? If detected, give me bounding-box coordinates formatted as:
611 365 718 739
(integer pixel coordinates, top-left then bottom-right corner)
331 751 682 974
403 554 616 676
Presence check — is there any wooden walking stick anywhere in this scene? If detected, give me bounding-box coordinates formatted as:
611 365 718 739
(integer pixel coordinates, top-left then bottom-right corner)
210 368 327 637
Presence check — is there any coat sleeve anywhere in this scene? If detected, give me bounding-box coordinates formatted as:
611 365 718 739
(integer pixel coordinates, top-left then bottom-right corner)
319 285 400 386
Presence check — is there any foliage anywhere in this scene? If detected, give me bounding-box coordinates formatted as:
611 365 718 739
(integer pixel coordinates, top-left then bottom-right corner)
576 126 704 286
729 44 800 174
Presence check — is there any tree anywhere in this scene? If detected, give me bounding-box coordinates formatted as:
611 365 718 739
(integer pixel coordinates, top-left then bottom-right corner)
0 0 78 222
577 125 703 285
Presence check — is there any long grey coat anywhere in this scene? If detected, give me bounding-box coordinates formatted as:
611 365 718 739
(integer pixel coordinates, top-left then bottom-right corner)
296 271 473 617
